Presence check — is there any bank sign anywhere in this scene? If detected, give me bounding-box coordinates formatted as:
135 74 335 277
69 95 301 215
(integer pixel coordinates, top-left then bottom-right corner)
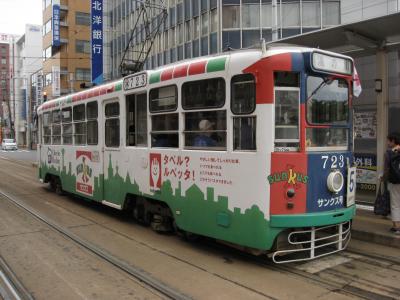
91 0 103 85
52 2 60 47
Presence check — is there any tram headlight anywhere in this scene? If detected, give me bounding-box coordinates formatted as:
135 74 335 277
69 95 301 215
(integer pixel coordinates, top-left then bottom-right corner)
327 171 344 193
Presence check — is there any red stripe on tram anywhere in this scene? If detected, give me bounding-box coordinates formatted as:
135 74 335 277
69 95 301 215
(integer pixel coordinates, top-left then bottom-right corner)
173 64 188 78
161 68 174 81
243 53 292 105
188 61 206 75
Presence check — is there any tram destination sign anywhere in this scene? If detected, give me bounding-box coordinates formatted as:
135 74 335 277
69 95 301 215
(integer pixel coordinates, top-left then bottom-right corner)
123 73 147 91
312 51 352 75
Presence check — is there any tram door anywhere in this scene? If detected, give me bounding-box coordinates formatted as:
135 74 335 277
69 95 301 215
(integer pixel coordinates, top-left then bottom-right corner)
274 87 300 150
273 72 300 150
102 99 122 207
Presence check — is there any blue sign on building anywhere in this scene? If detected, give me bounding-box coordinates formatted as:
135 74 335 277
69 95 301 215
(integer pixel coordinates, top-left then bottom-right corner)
52 4 60 47
91 0 103 84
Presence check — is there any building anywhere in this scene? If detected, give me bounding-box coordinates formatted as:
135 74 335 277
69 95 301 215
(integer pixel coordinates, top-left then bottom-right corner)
42 0 92 100
14 25 42 147
0 33 20 140
105 0 342 79
0 41 10 140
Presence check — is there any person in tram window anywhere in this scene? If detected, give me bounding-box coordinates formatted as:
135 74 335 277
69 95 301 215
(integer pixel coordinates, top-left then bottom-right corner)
194 119 217 147
383 132 400 234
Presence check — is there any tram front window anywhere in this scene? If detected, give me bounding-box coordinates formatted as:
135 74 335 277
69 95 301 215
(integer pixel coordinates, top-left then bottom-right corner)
306 76 349 150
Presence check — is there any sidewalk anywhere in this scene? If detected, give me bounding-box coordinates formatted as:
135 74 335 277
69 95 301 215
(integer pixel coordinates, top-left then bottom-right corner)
352 206 400 249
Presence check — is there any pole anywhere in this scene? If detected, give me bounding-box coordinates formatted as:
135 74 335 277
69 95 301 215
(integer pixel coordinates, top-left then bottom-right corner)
27 77 31 150
11 37 16 140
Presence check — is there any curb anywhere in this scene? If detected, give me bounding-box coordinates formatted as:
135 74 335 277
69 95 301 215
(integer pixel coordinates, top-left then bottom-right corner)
351 225 400 249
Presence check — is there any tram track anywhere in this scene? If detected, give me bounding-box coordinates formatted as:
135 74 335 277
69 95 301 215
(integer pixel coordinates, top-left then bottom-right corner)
0 255 33 300
2 156 400 299
0 190 191 300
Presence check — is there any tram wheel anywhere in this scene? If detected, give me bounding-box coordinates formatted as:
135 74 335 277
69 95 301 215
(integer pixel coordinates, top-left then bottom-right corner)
54 177 64 195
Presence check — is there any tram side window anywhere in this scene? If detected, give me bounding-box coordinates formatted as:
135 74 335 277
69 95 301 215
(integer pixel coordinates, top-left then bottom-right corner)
184 110 226 150
149 85 177 112
231 74 255 114
105 102 120 147
151 113 179 148
73 104 86 145
62 107 72 145
86 101 98 145
182 78 225 109
126 93 148 146
274 72 300 149
43 112 51 144
231 74 256 151
52 110 61 145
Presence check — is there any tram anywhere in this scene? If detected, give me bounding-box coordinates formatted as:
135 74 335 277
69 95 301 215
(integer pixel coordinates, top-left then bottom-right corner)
37 44 357 263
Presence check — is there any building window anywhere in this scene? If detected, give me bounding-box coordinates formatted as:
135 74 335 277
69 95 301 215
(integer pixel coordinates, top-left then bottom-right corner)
242 30 260 48
323 0 340 26
223 5 240 29
192 0 199 17
302 1 321 27
201 12 209 36
222 30 240 50
76 40 91 54
201 36 208 55
75 68 91 81
210 9 218 33
242 3 260 28
43 19 52 36
282 1 300 27
76 12 91 26
261 1 272 28
43 0 52 10
193 17 200 39
43 46 52 61
0 58 6 65
185 20 192 42
44 73 52 86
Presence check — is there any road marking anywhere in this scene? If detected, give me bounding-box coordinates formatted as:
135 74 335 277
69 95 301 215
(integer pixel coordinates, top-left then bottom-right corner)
356 204 374 211
295 255 352 273
0 156 9 160
0 150 31 153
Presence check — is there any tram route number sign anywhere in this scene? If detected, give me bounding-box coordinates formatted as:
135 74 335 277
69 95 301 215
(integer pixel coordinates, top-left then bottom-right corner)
123 73 147 91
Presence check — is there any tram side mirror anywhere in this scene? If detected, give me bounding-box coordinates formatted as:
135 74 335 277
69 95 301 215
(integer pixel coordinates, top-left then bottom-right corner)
324 77 334 85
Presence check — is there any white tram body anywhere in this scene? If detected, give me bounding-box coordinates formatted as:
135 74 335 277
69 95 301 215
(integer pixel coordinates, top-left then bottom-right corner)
37 46 356 262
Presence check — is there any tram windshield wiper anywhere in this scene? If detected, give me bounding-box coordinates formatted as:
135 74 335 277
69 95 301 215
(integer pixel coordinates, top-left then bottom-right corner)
307 77 334 101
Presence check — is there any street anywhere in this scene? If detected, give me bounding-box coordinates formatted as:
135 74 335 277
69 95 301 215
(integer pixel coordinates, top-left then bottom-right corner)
0 151 399 299
0 149 37 163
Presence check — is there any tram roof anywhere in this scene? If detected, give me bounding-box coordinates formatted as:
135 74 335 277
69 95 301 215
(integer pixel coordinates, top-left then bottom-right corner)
37 45 349 113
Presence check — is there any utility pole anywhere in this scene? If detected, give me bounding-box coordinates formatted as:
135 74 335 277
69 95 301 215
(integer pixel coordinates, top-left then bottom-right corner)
27 77 31 149
11 36 16 140
272 0 279 41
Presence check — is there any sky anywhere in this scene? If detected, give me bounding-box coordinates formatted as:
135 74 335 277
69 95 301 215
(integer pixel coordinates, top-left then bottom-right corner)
0 0 42 35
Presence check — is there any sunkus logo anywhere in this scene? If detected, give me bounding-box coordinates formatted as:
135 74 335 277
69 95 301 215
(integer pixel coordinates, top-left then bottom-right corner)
268 167 308 185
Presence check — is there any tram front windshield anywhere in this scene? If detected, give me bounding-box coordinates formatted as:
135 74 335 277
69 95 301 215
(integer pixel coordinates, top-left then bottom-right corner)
306 76 349 150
